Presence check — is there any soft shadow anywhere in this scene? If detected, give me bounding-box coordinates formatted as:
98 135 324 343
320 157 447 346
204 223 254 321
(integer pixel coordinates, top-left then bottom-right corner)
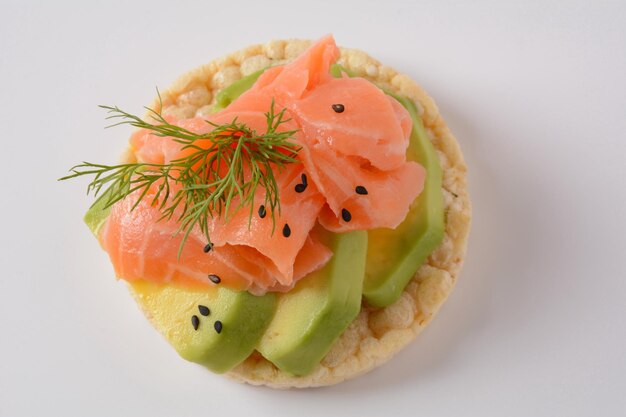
315 97 540 396
237 94 550 399
322 103 505 395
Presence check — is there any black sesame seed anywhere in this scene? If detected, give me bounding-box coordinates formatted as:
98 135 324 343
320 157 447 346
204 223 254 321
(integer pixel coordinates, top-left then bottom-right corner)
295 183 307 193
208 274 221 284
332 103 345 113
258 205 266 219
203 243 213 253
214 320 223 334
282 223 291 238
341 208 352 222
355 185 368 195
198 305 210 316
191 315 200 331
301 173 308 185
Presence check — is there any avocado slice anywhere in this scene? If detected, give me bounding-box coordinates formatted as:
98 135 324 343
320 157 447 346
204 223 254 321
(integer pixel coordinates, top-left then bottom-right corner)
129 281 276 373
257 230 368 376
213 64 350 111
329 63 355 78
84 196 112 239
84 204 277 373
213 68 265 111
325 65 445 306
362 93 444 307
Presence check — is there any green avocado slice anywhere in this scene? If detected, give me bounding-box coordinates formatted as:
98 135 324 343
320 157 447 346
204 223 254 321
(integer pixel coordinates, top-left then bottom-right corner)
213 68 265 111
328 65 445 307
257 230 368 376
362 93 444 307
129 280 276 373
84 204 277 374
84 197 112 239
212 64 350 111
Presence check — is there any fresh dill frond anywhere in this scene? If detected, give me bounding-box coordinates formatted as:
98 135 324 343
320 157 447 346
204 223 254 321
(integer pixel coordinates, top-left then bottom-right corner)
60 99 300 257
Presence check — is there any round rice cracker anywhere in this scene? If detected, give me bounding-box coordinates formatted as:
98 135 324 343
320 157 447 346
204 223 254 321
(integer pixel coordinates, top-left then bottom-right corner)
137 39 471 388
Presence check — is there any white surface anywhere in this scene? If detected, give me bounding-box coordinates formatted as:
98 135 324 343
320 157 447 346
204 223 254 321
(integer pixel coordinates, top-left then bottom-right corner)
1 1 625 416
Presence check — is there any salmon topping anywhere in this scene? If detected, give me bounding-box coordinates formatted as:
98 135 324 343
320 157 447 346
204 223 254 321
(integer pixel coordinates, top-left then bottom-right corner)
100 35 425 294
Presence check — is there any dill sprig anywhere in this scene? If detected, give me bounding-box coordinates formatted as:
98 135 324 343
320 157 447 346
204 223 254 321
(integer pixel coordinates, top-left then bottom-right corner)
60 98 300 257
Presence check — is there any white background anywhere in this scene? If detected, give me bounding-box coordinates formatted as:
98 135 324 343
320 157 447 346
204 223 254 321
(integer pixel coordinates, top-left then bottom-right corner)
1 1 625 416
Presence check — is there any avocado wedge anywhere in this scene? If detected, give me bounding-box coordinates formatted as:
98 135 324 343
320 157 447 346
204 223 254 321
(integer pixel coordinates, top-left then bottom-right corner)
362 93 444 307
83 197 112 239
257 230 368 376
84 204 277 373
213 68 265 111
129 281 276 373
213 64 349 111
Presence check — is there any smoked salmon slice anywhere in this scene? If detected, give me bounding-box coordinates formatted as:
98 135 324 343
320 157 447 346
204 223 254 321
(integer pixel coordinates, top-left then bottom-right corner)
100 35 425 294
100 162 332 295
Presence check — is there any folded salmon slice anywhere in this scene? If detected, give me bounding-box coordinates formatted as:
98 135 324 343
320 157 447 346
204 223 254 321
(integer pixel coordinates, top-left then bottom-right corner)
101 35 424 294
225 35 425 232
100 164 332 295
